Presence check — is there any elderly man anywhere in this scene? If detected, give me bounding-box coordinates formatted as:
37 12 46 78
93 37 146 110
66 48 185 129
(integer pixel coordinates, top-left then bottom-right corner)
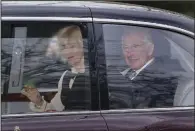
108 29 180 109
120 30 155 80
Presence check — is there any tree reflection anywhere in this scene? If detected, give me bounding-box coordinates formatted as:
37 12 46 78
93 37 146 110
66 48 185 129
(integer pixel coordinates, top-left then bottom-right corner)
1 38 70 93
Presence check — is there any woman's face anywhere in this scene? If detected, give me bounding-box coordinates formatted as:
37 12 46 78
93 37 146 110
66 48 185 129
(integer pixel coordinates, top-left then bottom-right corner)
60 39 84 66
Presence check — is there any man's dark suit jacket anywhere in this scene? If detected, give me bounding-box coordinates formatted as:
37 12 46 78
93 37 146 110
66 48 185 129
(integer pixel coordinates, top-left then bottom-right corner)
107 57 184 109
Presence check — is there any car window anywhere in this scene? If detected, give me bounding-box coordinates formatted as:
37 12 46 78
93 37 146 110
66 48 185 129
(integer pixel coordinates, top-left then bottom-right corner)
102 24 194 110
1 21 91 114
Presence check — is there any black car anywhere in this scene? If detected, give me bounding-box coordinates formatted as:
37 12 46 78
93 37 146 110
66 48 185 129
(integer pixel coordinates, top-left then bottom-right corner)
1 1 194 131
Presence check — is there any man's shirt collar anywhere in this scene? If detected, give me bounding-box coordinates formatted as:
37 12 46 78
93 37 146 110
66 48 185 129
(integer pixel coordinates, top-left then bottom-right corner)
120 58 154 79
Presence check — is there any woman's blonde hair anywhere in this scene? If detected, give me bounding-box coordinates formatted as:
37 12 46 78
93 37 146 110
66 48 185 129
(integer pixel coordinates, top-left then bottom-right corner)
46 25 83 60
56 25 83 48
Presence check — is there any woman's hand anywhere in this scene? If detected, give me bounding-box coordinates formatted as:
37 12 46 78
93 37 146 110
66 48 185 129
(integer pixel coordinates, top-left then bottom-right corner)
21 85 43 106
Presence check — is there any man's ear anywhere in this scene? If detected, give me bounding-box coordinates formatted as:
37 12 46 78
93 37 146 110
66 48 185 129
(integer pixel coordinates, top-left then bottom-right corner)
148 44 154 56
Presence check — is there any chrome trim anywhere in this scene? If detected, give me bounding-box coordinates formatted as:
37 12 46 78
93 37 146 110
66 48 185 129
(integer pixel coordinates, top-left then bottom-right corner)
2 17 93 22
93 18 194 37
2 110 101 118
2 107 194 118
100 106 194 114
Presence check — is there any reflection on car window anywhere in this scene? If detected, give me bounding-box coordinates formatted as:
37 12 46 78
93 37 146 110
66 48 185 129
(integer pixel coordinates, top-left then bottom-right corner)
1 22 91 114
102 24 194 110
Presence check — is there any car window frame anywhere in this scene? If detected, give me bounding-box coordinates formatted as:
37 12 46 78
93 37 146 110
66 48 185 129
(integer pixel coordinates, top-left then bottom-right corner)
1 16 194 117
1 16 101 117
92 18 194 113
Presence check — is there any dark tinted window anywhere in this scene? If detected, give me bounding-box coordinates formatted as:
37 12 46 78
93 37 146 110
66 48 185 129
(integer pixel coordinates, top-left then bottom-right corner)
102 24 194 109
1 21 91 114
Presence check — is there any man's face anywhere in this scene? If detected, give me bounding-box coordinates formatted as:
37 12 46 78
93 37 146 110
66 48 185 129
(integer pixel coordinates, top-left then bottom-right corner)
122 33 154 70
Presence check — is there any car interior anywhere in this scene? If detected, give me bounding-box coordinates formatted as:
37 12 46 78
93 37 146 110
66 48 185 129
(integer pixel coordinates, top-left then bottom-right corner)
104 26 194 109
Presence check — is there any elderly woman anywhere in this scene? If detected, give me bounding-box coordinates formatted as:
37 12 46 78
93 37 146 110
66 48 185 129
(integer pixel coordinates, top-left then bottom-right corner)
22 25 89 112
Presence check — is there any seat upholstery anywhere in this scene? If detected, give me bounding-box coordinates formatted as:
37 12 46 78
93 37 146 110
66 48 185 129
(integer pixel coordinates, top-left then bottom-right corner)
174 78 194 106
151 30 194 107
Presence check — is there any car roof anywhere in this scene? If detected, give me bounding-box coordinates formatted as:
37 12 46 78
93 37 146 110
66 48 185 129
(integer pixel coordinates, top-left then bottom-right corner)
2 1 194 33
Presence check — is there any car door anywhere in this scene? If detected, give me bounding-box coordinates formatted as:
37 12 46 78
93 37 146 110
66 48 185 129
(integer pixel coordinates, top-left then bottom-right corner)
92 21 194 131
1 6 107 131
2 113 107 131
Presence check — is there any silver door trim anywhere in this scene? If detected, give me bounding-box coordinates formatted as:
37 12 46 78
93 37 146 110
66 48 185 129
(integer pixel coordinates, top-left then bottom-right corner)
93 18 194 37
2 110 101 118
2 16 93 22
2 106 194 118
100 106 194 114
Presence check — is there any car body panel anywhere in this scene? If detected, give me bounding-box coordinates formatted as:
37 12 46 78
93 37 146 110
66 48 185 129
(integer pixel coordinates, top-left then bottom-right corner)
89 6 194 33
101 108 194 131
2 2 91 18
2 1 194 33
2 112 108 131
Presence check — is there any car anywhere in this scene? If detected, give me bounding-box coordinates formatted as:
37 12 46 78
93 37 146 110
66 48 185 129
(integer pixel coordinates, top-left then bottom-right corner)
1 1 194 131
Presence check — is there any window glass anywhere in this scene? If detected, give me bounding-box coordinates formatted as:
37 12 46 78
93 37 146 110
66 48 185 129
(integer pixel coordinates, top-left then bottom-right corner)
1 21 91 114
102 24 194 109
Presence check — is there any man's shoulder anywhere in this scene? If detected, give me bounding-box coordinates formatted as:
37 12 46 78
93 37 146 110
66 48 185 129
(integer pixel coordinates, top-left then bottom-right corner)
143 57 184 80
149 57 184 72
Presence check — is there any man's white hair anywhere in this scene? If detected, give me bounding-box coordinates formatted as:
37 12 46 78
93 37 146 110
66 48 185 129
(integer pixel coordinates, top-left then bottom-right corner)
122 27 153 45
143 33 153 45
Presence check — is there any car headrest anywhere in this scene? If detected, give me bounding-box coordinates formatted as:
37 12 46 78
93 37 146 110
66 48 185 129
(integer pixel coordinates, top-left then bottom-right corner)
174 77 194 106
151 30 171 58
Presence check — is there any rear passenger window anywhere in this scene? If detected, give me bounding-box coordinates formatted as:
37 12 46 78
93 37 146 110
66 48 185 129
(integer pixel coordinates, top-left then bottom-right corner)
102 24 194 109
1 21 91 114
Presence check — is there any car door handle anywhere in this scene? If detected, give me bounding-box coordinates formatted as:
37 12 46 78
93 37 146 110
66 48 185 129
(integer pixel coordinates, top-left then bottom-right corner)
14 126 21 131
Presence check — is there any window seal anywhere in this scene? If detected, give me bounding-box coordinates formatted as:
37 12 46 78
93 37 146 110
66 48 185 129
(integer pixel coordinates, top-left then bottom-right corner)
2 16 92 22
2 106 193 118
2 110 101 118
